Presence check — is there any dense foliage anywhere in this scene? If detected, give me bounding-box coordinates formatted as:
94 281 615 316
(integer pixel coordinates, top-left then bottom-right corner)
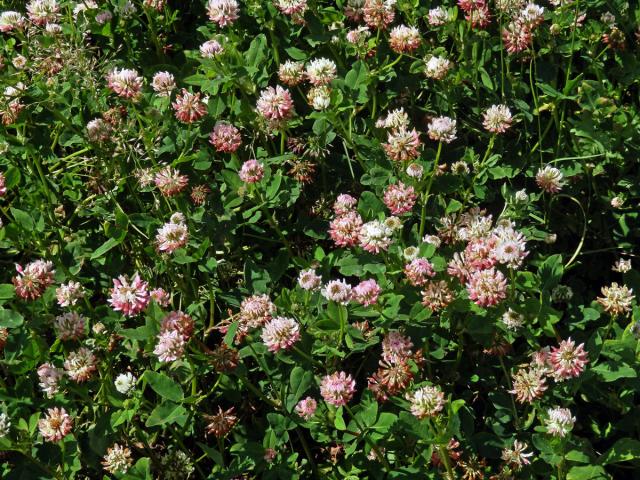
0 0 639 479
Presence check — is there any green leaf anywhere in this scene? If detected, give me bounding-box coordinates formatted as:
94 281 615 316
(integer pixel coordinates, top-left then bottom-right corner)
10 208 34 231
244 34 267 69
223 321 239 346
538 254 563 293
122 458 151 480
0 284 15 300
90 232 126 260
0 309 24 328
566 465 610 480
144 371 184 402
591 361 637 382
287 367 313 410
599 438 640 464
334 407 346 430
345 60 369 90
145 402 187 427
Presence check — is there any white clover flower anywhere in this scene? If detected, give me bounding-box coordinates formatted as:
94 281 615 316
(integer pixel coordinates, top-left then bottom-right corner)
114 372 137 395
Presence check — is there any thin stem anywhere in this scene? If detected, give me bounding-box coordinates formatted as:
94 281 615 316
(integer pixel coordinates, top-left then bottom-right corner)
418 142 443 238
551 194 586 268
498 357 520 429
343 404 391 472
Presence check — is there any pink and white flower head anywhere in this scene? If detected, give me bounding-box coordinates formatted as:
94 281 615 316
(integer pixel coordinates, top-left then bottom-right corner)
530 346 551 370
501 440 533 468
321 279 353 305
172 89 208 123
612 258 632 273
295 397 317 419
376 108 410 130
333 194 358 215
425 56 452 80
404 258 435 286
95 11 113 24
54 312 86 341
359 220 393 253
155 218 189 254
502 308 524 330
466 4 491 29
64 347 97 382
353 279 381 306
483 104 513 133
305 58 337 86
536 165 564 193
464 237 497 272
320 371 356 406
261 316 301 352
519 3 544 28
161 311 195 340
206 0 239 27
420 280 455 312
492 225 528 269
298 268 322 291
346 26 371 45
55 281 84 308
200 39 224 58
597 282 634 316
13 260 55 300
427 116 457 143
362 0 395 30
307 86 331 111
150 287 171 306
406 385 445 418
27 0 59 26
502 21 532 54
106 68 143 99
151 71 176 97
549 338 588 380
256 86 295 124
423 234 442 248
383 182 416 215
154 330 186 362
239 294 276 329
239 159 264 183
466 267 508 307
382 331 414 364
389 25 421 53
102 443 133 475
38 407 73 442
344 0 366 21
0 11 26 32
428 6 449 26
144 0 166 11
108 273 150 316
37 363 64 397
278 60 305 86
510 367 547 403
154 166 189 196
544 407 575 437
406 163 424 179
329 211 363 247
210 122 242 153
274 0 308 16
86 118 112 143
383 128 421 162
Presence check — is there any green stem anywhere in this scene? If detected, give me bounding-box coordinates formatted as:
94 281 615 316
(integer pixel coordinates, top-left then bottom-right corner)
343 404 391 472
498 356 520 429
418 142 443 238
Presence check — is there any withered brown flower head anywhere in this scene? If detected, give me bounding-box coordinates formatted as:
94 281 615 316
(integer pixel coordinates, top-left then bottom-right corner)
209 342 239 373
204 406 238 438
